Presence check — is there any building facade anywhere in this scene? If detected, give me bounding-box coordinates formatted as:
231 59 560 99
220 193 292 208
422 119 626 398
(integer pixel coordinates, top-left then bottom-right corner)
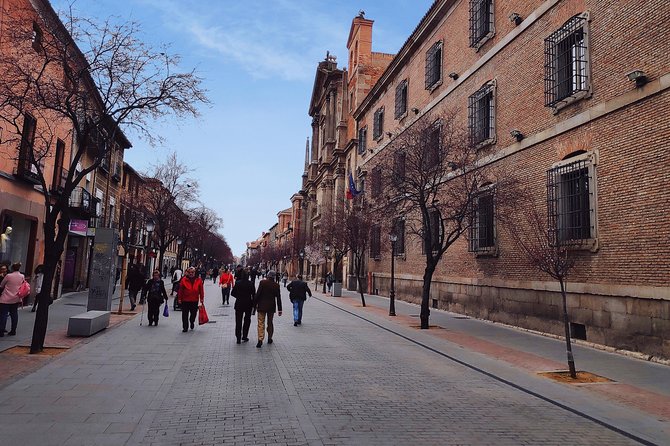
352 0 670 357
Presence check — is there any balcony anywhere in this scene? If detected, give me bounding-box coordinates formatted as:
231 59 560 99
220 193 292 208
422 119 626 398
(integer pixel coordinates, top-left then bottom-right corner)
51 167 68 194
14 156 42 185
69 187 99 217
111 164 121 182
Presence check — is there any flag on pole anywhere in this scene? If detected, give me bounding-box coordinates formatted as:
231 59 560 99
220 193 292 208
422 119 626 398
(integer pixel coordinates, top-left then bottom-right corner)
346 172 361 199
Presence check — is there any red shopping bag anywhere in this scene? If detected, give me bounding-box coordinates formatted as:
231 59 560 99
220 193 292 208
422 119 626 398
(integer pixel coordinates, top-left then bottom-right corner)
198 305 209 325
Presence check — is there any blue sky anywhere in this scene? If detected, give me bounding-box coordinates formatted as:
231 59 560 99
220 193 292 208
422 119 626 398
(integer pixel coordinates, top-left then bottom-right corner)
52 0 434 257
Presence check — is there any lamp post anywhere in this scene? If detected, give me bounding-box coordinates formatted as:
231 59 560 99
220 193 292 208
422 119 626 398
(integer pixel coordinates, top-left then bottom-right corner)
176 237 183 270
299 248 305 276
145 218 155 278
389 233 397 316
323 244 330 293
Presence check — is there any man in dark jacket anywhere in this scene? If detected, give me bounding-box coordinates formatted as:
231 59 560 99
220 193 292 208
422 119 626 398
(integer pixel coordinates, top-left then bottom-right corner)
231 270 254 343
126 265 145 310
254 270 282 348
287 274 311 326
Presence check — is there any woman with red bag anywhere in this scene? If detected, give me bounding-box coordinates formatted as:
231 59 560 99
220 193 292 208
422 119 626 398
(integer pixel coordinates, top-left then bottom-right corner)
0 262 25 336
177 267 204 332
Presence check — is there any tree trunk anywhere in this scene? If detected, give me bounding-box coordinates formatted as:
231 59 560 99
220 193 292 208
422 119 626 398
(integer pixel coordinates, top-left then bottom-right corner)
559 278 577 378
420 264 436 329
30 248 61 353
354 255 366 307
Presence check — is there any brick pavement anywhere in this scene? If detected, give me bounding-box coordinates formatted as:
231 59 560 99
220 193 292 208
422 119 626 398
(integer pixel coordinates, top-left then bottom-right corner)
0 280 666 445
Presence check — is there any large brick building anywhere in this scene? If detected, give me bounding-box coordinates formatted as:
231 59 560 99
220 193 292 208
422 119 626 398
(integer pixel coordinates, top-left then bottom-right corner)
350 0 670 358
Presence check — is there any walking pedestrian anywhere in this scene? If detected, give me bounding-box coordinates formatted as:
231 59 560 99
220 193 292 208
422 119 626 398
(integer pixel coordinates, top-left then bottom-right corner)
141 269 168 326
281 271 288 287
231 269 255 343
0 264 7 295
126 264 145 310
219 267 234 305
287 274 311 326
326 272 334 294
30 264 44 312
254 270 282 348
0 262 25 337
177 267 204 332
211 266 219 284
171 266 183 297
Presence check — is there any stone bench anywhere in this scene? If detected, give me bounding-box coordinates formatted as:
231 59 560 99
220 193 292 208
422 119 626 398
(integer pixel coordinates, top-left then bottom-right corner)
67 310 110 337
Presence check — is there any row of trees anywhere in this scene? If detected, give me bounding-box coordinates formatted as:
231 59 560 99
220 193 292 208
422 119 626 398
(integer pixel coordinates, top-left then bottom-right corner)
316 113 579 377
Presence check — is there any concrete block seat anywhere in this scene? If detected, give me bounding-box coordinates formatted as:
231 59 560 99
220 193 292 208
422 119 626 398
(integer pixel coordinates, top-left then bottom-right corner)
67 311 110 337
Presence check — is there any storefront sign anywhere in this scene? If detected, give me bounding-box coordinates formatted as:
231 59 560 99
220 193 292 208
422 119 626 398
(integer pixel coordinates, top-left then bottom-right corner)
69 219 88 236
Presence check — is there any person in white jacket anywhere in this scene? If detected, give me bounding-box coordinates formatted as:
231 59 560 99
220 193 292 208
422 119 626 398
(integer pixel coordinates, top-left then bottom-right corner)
0 262 25 336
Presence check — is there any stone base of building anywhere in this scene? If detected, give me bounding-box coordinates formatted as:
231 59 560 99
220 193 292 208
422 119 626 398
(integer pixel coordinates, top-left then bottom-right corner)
372 274 670 360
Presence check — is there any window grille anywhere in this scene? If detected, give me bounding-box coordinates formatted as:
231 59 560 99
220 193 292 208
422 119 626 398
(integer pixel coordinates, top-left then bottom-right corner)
395 80 408 119
370 225 381 259
423 210 441 254
373 107 384 140
469 0 494 48
544 14 589 108
393 219 405 255
371 166 382 198
422 124 441 169
468 82 495 146
32 22 43 52
358 126 367 154
393 152 406 185
468 191 495 252
425 41 443 89
547 158 594 244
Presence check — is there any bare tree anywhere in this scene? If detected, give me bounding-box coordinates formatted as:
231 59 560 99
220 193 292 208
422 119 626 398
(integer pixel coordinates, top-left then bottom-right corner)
318 208 349 285
0 5 208 353
504 188 578 378
345 196 375 307
139 152 199 273
376 112 513 329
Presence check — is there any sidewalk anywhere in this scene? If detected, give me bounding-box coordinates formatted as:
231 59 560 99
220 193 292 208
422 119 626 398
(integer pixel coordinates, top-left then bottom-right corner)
319 286 670 419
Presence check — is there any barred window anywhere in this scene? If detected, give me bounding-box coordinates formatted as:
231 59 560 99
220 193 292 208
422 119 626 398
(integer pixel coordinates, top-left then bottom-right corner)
469 188 496 253
547 155 596 244
544 14 590 108
393 218 405 255
373 107 384 140
425 41 443 90
395 79 408 119
370 224 381 259
468 81 495 147
358 126 367 155
32 22 43 52
371 166 382 198
423 210 442 254
393 151 406 185
422 123 441 169
469 0 494 48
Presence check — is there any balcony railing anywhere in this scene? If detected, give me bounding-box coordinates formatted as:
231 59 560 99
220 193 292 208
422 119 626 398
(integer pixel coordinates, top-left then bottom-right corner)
69 187 99 217
14 156 42 185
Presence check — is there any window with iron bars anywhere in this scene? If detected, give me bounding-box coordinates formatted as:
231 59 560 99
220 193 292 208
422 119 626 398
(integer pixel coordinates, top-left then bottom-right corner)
373 107 384 140
469 0 494 49
547 155 595 245
370 166 382 198
425 41 443 90
392 218 405 255
422 123 441 169
370 224 381 259
544 13 590 109
422 210 442 254
468 81 495 147
395 79 408 119
469 188 496 253
358 126 367 155
393 151 406 186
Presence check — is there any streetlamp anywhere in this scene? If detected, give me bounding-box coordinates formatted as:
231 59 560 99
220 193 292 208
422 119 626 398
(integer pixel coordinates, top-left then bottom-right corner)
389 233 398 316
176 237 183 269
145 218 155 277
299 249 305 276
323 244 330 293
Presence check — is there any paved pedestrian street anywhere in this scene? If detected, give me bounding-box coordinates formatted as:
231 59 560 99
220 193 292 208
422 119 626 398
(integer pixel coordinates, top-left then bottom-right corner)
0 281 667 446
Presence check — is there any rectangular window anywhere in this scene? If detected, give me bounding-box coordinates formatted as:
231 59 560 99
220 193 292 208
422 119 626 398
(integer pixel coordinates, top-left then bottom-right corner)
393 219 405 255
544 14 590 109
423 210 442 254
358 126 367 155
423 124 441 169
547 156 596 244
469 189 496 253
32 22 43 52
468 82 495 147
425 41 443 90
469 0 494 48
370 224 381 259
393 151 406 186
370 166 382 198
373 107 384 140
51 139 66 192
395 79 408 119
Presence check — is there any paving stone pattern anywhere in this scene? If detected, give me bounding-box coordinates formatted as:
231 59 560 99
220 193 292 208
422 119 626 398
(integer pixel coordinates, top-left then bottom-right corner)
0 282 644 445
